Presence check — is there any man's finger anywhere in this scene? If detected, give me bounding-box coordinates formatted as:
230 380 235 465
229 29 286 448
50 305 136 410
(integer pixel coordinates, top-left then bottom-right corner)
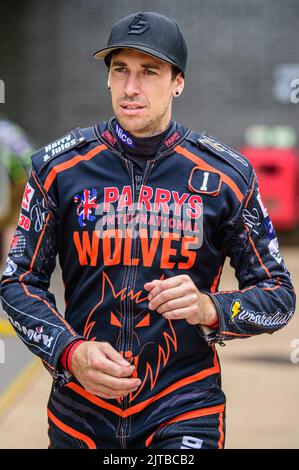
144 279 160 291
145 276 185 300
148 284 187 310
91 355 136 378
89 382 140 399
93 371 141 392
155 294 196 314
98 342 131 366
162 306 195 321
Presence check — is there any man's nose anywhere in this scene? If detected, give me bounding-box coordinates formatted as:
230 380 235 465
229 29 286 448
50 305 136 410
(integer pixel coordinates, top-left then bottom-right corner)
124 73 141 96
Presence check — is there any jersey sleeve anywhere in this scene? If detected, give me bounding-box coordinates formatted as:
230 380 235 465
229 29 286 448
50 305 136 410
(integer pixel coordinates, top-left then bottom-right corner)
0 168 83 377
204 171 296 344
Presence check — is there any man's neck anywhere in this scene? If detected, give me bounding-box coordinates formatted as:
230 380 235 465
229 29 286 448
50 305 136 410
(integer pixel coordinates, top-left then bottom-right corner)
129 123 172 139
111 118 172 165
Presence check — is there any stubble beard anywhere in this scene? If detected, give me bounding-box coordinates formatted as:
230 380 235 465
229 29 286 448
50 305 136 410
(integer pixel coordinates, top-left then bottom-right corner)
115 101 171 137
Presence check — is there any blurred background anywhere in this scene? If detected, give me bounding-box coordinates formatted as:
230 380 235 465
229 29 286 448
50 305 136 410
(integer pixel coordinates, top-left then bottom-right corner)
0 0 298 449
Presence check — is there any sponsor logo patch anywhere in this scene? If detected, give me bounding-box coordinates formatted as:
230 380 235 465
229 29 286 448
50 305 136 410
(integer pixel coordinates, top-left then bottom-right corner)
3 257 17 276
165 132 180 148
42 131 85 163
230 299 242 323
9 230 26 258
198 135 249 167
102 130 117 147
18 213 31 231
115 123 135 148
21 182 35 212
30 199 49 232
230 299 293 327
257 191 282 264
180 436 203 449
7 314 64 356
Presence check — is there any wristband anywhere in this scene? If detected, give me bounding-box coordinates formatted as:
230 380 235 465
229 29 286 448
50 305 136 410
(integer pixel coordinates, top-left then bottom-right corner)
60 339 85 373
204 318 219 329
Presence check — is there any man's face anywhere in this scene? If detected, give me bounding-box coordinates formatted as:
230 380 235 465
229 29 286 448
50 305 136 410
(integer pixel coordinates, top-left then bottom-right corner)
108 49 184 137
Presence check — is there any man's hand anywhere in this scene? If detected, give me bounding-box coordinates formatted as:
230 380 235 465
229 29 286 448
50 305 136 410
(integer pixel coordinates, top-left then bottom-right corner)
71 341 141 400
144 275 218 326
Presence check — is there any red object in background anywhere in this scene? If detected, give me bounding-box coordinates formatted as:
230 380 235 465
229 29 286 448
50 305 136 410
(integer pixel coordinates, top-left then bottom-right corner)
241 147 298 230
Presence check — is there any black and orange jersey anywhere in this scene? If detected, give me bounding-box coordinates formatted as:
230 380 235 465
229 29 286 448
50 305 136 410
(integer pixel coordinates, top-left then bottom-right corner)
0 118 295 448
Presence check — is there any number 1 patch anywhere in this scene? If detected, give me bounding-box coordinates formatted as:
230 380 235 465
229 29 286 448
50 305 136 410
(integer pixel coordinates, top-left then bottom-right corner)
188 167 221 195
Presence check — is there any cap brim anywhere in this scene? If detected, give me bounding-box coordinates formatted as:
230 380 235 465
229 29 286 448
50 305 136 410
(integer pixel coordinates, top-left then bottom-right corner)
93 44 178 68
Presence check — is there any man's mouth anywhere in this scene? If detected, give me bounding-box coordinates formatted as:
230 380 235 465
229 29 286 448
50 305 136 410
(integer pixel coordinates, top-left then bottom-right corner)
120 103 145 110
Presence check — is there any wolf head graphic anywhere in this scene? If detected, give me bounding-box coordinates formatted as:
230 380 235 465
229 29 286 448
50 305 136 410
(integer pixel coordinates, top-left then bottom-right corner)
83 271 178 403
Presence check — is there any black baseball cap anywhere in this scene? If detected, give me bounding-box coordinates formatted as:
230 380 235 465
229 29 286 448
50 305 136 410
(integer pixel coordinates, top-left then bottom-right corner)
93 11 188 76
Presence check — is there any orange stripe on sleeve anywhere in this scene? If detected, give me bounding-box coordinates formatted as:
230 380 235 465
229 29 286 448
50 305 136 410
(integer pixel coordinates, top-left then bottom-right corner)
18 212 52 283
145 404 225 448
32 170 49 209
246 229 271 278
262 283 281 292
17 171 51 283
22 283 76 337
44 144 107 192
213 285 256 295
0 279 14 286
244 175 256 208
222 331 252 337
17 171 76 337
48 409 96 449
175 145 244 203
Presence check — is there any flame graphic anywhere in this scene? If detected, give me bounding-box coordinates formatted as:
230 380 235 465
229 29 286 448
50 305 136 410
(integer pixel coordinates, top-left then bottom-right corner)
128 320 177 403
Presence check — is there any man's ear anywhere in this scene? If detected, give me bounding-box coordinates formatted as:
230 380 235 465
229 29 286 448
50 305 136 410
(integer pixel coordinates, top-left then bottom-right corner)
107 68 111 90
175 73 185 95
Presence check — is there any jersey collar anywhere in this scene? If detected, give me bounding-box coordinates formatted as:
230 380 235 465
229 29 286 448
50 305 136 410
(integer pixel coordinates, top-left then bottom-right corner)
96 118 189 157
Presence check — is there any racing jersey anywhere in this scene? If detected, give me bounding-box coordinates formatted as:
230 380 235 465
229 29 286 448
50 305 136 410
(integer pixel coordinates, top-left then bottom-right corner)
0 118 295 448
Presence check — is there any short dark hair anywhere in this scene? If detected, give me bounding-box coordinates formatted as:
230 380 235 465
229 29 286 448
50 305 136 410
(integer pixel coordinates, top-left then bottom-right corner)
105 49 181 81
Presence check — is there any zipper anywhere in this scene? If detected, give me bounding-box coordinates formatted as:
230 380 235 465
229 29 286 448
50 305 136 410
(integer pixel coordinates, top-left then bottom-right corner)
118 160 153 447
120 168 145 358
135 174 142 194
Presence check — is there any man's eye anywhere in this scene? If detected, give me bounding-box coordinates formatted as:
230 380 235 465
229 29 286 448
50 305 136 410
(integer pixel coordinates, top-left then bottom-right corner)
144 69 156 75
114 67 126 73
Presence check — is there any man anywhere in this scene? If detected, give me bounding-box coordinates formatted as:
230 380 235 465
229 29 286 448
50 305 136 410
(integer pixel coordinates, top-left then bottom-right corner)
0 11 295 449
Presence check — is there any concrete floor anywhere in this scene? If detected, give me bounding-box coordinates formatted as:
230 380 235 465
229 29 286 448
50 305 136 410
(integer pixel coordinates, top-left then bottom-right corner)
0 246 298 449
